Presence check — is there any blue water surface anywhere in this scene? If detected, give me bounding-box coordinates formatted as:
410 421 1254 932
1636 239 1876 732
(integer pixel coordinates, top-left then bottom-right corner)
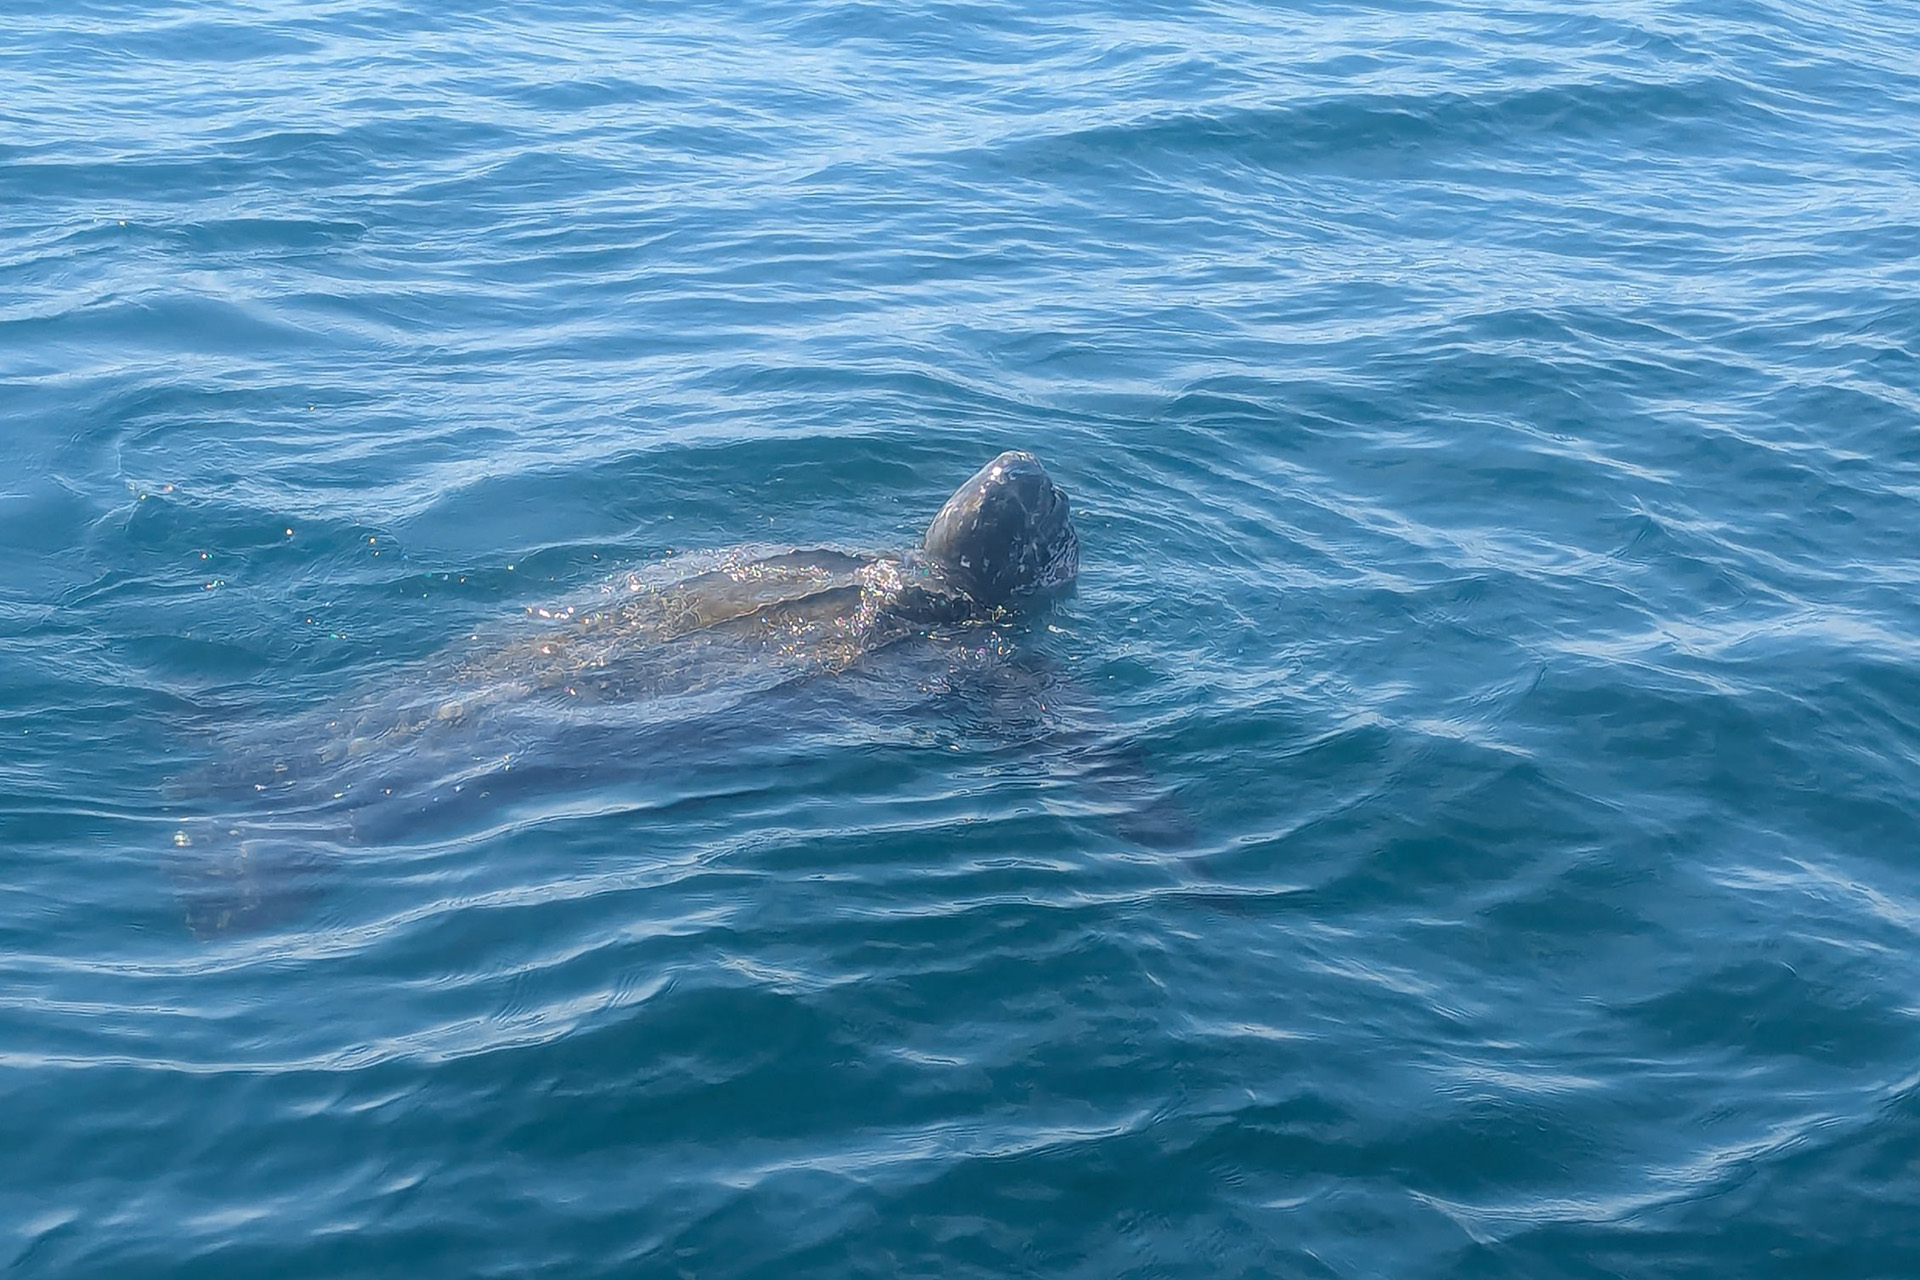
5 0 1920 1275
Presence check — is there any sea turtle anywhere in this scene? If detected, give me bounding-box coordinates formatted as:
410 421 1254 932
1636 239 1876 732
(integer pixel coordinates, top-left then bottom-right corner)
167 450 1104 934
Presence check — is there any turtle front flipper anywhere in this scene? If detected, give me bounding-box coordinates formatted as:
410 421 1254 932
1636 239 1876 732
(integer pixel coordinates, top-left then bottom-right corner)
165 818 342 939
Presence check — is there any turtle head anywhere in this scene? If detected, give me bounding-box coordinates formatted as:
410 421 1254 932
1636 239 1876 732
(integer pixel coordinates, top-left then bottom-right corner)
922 450 1078 608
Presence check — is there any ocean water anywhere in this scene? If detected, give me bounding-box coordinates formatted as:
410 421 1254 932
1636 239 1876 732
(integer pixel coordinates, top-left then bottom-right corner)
5 0 1920 1274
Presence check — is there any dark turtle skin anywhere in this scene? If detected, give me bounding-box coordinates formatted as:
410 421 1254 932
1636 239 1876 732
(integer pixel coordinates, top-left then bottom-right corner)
920 450 1080 610
461 449 1078 692
168 452 1086 935
676 448 1079 634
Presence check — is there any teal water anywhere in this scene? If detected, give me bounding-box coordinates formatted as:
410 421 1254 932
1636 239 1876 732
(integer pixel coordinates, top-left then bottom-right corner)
6 0 1920 1275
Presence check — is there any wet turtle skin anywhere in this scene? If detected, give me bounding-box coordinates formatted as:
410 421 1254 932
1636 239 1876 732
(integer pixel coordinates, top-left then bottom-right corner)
167 453 1086 935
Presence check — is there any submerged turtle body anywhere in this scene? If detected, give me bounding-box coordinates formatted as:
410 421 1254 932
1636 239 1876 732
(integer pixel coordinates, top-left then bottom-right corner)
168 451 1083 934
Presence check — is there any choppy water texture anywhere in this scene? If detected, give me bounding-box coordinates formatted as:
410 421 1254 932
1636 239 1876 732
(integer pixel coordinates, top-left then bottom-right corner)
6 0 1920 1275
